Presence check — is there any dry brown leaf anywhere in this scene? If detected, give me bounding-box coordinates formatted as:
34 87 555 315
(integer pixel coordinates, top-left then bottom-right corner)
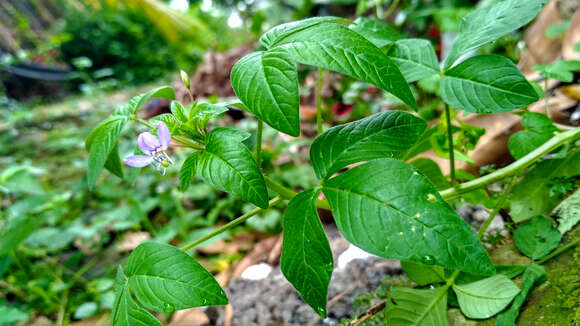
116 232 150 252
563 8 580 60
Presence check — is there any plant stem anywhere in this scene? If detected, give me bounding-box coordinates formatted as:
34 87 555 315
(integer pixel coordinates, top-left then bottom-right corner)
256 119 263 168
383 0 401 19
444 103 457 186
375 0 383 19
477 175 518 240
538 237 580 265
180 196 284 252
264 176 331 210
440 127 580 199
316 67 324 135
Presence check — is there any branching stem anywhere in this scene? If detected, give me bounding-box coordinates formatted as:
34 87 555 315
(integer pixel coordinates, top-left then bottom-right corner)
444 104 457 186
477 175 518 240
316 67 324 134
538 237 580 264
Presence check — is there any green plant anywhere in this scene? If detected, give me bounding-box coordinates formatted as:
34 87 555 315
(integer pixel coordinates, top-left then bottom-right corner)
7 0 580 324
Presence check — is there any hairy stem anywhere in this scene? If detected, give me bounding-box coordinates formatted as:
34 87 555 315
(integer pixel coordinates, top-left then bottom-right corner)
256 119 263 167
538 237 580 264
132 117 205 150
180 196 284 252
264 176 331 210
440 127 580 199
316 67 324 135
477 175 518 239
444 104 457 186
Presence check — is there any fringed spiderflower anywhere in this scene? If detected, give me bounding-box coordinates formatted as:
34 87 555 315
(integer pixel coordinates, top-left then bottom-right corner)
124 121 174 175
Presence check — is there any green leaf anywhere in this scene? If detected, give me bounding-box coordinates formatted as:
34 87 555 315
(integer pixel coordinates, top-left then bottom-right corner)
267 21 417 110
149 114 180 133
508 113 558 159
554 187 580 234
259 16 353 49
386 39 440 83
127 86 175 114
410 158 449 190
401 261 445 286
196 128 268 208
496 265 547 326
171 101 188 124
444 0 546 68
386 287 449 326
179 153 199 192
126 242 228 311
111 267 162 326
453 274 520 319
0 306 29 324
231 48 300 136
441 55 539 114
322 159 494 275
402 127 437 160
73 302 98 319
281 189 333 317
350 17 403 48
85 116 128 189
533 60 580 82
0 215 44 255
511 151 580 222
310 111 426 180
546 21 571 39
514 215 562 260
104 142 124 179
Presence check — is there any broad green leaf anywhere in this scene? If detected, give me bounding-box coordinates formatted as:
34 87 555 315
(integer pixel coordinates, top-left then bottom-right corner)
410 158 449 190
111 267 162 326
104 142 124 179
0 306 29 324
171 101 188 123
322 159 494 275
268 22 417 110
179 153 199 191
514 215 561 260
554 188 580 234
386 39 440 83
0 215 44 255
231 48 300 136
533 60 580 82
508 113 557 159
281 189 333 317
149 113 180 133
85 116 128 189
441 55 539 114
401 261 445 286
127 86 175 114
496 265 547 326
259 16 353 49
511 151 580 222
126 242 228 311
444 0 547 68
350 17 403 48
196 128 268 208
454 264 527 286
453 274 520 319
310 111 426 180
73 302 98 319
386 287 448 326
402 127 437 160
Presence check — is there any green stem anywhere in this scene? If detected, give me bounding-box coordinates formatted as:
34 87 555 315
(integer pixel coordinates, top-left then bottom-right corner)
180 196 284 252
538 237 580 265
316 67 324 135
132 117 204 150
375 0 383 19
444 104 457 186
264 176 331 210
256 119 263 167
440 127 580 200
477 175 518 240
383 0 400 19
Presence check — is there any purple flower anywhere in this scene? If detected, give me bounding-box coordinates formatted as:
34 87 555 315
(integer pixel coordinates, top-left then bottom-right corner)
124 121 174 175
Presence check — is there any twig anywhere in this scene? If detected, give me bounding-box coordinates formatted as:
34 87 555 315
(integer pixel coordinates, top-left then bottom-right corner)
348 301 386 326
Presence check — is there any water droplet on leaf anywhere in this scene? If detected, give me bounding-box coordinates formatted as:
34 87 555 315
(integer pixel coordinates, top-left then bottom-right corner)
423 255 435 265
315 307 326 318
163 303 175 313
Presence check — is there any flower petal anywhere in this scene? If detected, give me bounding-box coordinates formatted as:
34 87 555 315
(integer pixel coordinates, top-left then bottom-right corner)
138 132 160 155
123 155 155 168
157 121 171 150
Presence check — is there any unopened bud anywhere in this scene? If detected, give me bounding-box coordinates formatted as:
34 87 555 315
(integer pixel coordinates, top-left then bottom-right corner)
180 70 191 89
